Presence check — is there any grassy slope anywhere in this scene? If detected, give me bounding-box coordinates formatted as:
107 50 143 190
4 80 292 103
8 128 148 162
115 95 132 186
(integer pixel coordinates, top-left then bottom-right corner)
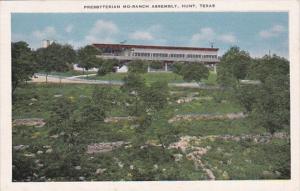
12 83 290 181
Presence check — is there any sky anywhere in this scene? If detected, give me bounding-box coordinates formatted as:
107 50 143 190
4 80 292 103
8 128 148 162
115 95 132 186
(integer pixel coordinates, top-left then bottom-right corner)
11 12 289 58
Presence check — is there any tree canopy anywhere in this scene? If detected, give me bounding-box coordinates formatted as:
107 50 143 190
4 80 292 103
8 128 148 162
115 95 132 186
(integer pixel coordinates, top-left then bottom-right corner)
12 41 36 94
180 63 209 84
77 45 100 73
35 43 76 82
217 46 252 87
97 59 119 76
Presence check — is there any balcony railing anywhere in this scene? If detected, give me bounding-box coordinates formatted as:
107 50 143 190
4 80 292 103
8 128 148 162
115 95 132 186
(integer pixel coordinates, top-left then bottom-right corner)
97 55 220 63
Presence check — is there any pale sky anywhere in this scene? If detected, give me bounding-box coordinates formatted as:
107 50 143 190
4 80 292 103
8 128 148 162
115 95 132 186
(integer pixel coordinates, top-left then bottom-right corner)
12 12 289 58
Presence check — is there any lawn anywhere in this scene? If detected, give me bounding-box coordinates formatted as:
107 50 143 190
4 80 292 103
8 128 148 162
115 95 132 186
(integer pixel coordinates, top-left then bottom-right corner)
85 72 185 83
38 70 97 77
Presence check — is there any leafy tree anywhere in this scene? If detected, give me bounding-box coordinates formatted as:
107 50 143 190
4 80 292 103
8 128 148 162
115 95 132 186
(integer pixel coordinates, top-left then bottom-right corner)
217 46 252 87
253 74 289 134
35 43 75 83
236 55 290 134
248 55 290 134
121 73 146 94
180 63 209 85
149 61 163 70
97 59 119 76
141 81 169 113
121 73 146 116
56 44 76 83
248 54 289 83
12 41 36 95
128 60 148 74
48 96 76 131
171 62 184 75
77 45 99 75
235 84 260 113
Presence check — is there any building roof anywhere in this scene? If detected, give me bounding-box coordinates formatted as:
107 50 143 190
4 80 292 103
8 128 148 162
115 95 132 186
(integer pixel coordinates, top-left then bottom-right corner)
92 43 219 52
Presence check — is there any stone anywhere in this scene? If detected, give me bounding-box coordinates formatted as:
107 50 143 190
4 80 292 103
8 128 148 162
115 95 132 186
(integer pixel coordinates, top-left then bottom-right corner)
50 134 59 139
222 171 230 180
204 168 216 180
227 159 232 165
124 145 132 149
37 150 43 154
262 170 273 177
13 118 45 128
153 164 158 169
275 171 281 176
24 153 36 158
74 166 81 170
79 176 85 181
54 94 62 98
28 103 34 106
40 176 46 181
31 98 38 101
43 145 51 149
13 145 29 151
59 132 65 136
95 168 106 175
118 162 124 169
173 154 183 162
129 165 134 170
37 163 44 168
45 149 53 153
87 141 129 154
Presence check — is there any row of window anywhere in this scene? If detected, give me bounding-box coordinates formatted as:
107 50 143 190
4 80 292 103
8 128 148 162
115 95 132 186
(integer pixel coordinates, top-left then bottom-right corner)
132 52 217 59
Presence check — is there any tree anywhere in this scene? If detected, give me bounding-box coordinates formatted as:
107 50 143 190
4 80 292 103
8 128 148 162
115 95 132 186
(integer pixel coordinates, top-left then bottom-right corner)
97 59 119 76
12 41 36 95
248 54 289 83
249 55 290 134
121 73 146 116
47 96 76 132
172 62 184 75
128 60 148 74
141 81 169 113
149 61 163 70
235 84 260 113
253 74 289 134
56 44 76 83
35 43 75 83
217 46 252 87
77 45 100 75
180 63 209 85
233 54 290 135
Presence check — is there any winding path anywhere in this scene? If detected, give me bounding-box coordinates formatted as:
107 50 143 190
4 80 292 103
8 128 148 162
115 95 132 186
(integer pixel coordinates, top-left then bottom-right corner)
31 73 221 89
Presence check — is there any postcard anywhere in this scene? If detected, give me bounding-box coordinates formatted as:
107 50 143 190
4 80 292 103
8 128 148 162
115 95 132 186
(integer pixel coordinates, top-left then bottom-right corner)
0 0 299 191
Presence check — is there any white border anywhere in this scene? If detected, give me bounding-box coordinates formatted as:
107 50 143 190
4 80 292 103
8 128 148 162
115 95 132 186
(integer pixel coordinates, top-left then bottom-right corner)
0 1 299 191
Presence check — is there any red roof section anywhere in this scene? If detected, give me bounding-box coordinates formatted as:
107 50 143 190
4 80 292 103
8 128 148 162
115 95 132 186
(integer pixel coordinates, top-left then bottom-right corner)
92 43 219 52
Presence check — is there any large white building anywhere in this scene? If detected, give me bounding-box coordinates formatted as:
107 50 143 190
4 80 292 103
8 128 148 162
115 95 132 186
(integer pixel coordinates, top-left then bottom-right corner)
92 43 220 72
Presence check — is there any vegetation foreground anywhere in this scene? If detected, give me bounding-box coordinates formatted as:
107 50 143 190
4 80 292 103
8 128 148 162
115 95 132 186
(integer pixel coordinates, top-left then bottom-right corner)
12 83 289 181
12 42 290 181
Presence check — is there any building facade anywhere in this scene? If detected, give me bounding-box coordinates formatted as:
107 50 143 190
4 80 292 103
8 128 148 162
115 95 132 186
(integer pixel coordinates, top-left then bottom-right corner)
92 43 220 72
